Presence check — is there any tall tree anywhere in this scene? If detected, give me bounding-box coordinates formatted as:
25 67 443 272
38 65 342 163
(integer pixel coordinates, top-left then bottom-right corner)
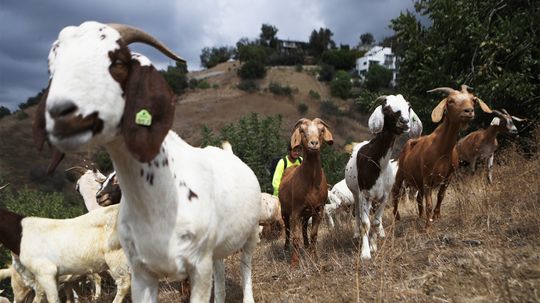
390 0 540 132
309 28 336 57
259 24 279 49
360 32 375 46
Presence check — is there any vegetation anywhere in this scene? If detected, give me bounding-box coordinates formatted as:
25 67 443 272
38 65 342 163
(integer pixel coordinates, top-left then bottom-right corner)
268 82 293 96
390 0 540 133
237 80 259 92
199 46 235 69
321 48 362 71
330 70 352 99
320 100 342 118
238 60 267 79
317 64 335 82
309 28 336 58
364 64 393 91
0 106 10 119
161 62 188 95
308 90 321 100
297 103 308 115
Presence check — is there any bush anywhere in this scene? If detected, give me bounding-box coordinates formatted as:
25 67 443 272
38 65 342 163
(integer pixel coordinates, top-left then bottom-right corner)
238 60 266 79
189 78 199 89
297 103 309 115
0 106 11 119
330 70 352 99
93 149 113 173
354 90 380 113
318 64 335 82
309 90 321 100
320 100 341 117
268 82 293 96
237 80 259 92
212 84 219 89
197 80 211 89
364 64 392 91
295 64 303 72
161 63 188 94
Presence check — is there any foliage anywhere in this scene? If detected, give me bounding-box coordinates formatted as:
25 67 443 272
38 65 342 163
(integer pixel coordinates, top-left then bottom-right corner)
15 110 29 120
161 62 188 95
364 64 393 91
309 28 336 58
320 144 349 187
321 49 362 71
0 106 10 119
237 80 259 92
297 103 309 115
309 90 321 100
268 82 293 96
360 32 375 46
318 64 335 82
197 80 211 89
259 24 279 49
295 64 304 72
18 89 45 110
93 149 113 173
267 48 306 66
320 100 341 118
237 44 271 63
200 114 286 193
390 0 540 133
330 70 352 99
238 60 267 79
200 46 235 69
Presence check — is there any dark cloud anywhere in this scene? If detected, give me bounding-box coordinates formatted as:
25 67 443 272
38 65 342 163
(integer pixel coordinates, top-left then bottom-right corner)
0 0 415 111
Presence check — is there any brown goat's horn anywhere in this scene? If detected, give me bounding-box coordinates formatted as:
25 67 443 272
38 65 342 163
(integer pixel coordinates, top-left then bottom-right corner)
313 118 330 129
293 118 310 130
108 23 186 63
460 85 473 93
501 108 510 116
491 109 505 118
65 166 88 175
427 87 456 95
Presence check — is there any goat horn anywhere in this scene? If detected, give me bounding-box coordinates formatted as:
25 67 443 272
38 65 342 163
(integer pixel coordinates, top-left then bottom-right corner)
501 108 510 115
293 118 310 130
107 23 186 63
426 87 456 95
461 84 473 93
313 118 330 129
0 184 9 190
65 166 88 175
491 109 505 118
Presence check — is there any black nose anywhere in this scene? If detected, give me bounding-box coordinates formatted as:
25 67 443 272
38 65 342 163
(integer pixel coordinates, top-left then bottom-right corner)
463 108 474 114
49 101 78 119
400 117 409 124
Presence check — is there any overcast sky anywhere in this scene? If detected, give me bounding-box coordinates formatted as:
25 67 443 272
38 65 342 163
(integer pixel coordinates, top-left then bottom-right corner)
0 0 415 111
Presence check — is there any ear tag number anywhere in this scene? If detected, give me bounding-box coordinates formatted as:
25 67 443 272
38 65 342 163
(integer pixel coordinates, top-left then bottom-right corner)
135 109 152 126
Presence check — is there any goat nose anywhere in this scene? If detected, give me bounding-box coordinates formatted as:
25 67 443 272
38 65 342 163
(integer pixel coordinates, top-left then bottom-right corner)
48 101 78 119
310 140 319 147
400 117 409 124
463 108 474 114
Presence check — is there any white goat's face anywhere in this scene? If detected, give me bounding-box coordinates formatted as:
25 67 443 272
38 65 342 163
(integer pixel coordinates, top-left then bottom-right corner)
46 22 127 151
35 21 183 164
368 94 422 137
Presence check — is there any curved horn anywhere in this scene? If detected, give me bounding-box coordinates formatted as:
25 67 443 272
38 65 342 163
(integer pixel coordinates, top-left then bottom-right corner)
293 118 310 130
427 87 456 96
0 184 9 191
107 23 186 63
64 166 89 175
501 108 510 115
313 118 330 129
491 109 506 118
460 84 473 93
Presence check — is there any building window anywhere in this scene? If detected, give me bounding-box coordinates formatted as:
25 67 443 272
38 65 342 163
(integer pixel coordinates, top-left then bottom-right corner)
384 54 394 67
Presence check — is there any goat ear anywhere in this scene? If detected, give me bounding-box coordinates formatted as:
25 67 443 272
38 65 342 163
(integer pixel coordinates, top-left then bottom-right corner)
323 127 334 145
431 98 447 123
122 61 175 162
474 97 492 113
368 105 384 134
490 117 501 126
409 109 423 138
32 85 50 151
290 127 302 150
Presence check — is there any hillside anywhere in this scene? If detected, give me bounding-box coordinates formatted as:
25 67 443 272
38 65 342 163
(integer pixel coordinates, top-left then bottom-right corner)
0 61 371 192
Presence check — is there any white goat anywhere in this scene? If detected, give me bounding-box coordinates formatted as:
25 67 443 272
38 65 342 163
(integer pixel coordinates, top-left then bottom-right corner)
324 179 354 229
34 21 261 303
66 166 107 211
345 95 422 259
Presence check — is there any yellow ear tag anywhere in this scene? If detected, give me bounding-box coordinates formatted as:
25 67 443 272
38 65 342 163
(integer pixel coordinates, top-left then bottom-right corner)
135 109 152 126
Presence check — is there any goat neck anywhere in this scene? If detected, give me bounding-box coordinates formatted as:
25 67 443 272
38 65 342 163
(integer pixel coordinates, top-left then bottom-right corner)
431 116 462 154
297 149 323 185
369 129 397 162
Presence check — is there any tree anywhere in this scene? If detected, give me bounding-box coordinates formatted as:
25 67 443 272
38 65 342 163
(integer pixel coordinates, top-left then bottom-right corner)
360 32 374 46
309 28 336 58
161 62 188 94
0 106 11 119
238 60 266 79
390 0 540 133
364 64 393 91
321 49 362 71
330 70 352 99
200 46 235 68
259 24 279 49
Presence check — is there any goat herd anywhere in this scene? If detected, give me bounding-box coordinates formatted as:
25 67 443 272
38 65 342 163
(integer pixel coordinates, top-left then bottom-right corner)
0 21 526 303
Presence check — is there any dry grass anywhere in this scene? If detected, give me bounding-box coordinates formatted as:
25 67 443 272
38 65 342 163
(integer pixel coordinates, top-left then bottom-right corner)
84 142 539 303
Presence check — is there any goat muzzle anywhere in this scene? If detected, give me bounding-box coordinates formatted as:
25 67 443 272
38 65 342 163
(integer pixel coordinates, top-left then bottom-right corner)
51 112 103 139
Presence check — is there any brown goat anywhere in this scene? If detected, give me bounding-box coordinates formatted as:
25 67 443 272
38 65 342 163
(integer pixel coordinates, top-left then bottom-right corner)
391 85 492 229
279 118 333 267
456 109 525 183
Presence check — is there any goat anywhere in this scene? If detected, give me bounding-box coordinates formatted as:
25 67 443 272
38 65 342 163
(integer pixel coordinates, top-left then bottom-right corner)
258 193 284 241
96 171 121 207
456 109 525 183
279 118 333 267
33 21 261 303
345 95 422 259
0 204 130 303
324 179 354 229
391 85 492 229
66 166 107 211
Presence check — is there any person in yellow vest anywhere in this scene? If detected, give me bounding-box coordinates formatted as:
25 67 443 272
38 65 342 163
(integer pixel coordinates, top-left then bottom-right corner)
272 143 303 196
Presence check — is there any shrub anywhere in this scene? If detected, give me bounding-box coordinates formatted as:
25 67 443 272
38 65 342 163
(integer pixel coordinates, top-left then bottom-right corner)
354 90 380 114
295 64 303 72
364 64 392 91
93 149 113 173
320 100 341 117
330 70 352 99
237 80 259 92
189 78 199 89
268 82 293 96
212 84 219 89
238 60 266 79
197 80 211 89
309 90 321 99
297 103 309 115
318 64 335 82
161 63 188 94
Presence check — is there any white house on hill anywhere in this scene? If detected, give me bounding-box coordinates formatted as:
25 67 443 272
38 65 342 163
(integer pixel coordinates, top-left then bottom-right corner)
356 46 398 86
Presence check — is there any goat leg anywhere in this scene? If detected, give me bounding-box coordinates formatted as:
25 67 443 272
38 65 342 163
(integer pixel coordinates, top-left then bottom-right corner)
416 188 424 218
434 182 449 220
301 216 310 249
